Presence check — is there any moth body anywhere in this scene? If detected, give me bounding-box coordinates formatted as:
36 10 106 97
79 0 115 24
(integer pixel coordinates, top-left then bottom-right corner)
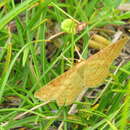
35 37 128 106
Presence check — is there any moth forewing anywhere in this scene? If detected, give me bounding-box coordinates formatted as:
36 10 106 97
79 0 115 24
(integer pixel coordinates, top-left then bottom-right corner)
56 68 85 106
83 60 110 87
83 37 129 87
34 62 85 106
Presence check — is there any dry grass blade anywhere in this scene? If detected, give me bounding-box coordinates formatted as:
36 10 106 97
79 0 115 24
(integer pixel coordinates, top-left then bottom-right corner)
118 3 130 11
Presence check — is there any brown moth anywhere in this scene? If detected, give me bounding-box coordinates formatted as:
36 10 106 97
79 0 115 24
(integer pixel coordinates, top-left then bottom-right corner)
35 37 128 106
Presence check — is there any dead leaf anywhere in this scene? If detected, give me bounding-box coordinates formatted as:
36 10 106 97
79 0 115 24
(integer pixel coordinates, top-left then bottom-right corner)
89 34 110 50
34 37 128 106
92 34 110 46
89 39 107 49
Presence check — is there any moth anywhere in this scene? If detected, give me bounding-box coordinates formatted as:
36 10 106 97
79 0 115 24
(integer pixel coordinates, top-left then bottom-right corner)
35 37 128 106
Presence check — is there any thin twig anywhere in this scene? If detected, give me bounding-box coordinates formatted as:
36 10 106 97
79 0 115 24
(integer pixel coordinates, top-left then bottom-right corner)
75 46 84 61
14 101 50 120
0 101 50 127
68 88 88 114
93 60 125 105
112 31 123 43
47 32 65 41
58 88 88 130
